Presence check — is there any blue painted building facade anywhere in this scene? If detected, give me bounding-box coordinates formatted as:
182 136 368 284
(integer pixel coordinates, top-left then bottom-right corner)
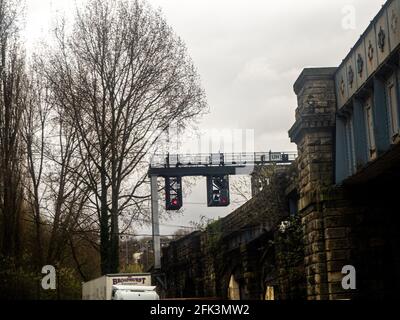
336 0 400 183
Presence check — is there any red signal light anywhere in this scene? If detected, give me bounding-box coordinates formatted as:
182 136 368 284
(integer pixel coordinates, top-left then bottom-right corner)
171 199 178 206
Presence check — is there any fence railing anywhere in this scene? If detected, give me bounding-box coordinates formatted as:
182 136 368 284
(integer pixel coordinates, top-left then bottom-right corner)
150 152 297 169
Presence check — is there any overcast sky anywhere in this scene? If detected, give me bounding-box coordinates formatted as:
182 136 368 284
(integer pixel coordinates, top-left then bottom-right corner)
25 0 386 236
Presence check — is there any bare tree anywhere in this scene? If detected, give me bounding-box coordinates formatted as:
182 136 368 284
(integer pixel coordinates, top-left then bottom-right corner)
0 0 26 261
21 63 52 267
230 175 252 202
44 0 206 273
22 51 100 268
42 99 92 265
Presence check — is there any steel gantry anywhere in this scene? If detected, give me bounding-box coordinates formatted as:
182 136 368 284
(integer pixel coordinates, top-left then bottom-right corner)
148 151 297 271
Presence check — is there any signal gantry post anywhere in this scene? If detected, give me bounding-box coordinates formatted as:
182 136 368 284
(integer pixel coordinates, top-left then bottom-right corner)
148 151 297 270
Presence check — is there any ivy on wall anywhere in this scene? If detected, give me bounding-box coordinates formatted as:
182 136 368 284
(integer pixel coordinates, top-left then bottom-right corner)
204 219 223 254
274 215 306 299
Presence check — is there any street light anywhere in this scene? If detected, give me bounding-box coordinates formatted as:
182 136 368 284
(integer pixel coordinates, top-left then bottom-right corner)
120 235 129 269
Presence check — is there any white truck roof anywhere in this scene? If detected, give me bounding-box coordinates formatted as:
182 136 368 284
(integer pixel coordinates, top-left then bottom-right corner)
112 285 157 292
82 274 153 300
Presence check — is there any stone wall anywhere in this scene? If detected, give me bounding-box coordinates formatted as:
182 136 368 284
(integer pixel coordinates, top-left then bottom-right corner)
289 68 358 300
289 67 400 300
161 164 306 300
161 67 400 300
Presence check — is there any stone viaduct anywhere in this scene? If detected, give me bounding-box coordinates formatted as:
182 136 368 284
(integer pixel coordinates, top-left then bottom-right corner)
160 0 400 300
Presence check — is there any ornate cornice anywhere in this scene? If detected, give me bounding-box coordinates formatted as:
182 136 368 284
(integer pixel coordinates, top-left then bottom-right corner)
289 113 335 144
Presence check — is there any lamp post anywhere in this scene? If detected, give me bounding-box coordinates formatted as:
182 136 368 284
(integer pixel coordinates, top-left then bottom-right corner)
125 236 129 268
120 235 129 269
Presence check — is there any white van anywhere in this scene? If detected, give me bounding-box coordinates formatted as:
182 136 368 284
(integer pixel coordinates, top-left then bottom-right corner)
112 285 160 300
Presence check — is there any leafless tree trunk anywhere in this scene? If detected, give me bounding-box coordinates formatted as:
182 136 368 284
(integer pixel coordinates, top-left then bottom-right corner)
0 0 25 262
43 0 206 274
22 53 97 268
21 65 51 268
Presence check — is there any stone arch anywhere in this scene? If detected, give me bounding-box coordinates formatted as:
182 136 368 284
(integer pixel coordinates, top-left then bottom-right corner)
227 274 241 300
260 239 278 300
222 264 245 300
215 251 244 298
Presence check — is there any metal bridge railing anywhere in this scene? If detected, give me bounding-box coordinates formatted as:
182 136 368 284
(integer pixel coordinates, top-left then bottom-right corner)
150 152 297 169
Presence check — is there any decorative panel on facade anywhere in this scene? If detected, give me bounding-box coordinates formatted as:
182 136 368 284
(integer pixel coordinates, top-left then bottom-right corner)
376 9 390 65
335 0 400 111
388 0 400 51
365 25 379 78
346 53 357 98
335 65 348 109
354 39 367 90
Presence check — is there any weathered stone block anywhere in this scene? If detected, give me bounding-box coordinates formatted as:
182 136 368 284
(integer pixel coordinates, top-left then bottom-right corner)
307 230 324 243
306 262 327 276
305 252 326 265
305 219 324 234
314 282 329 297
326 260 348 273
329 293 354 301
328 281 348 295
307 272 327 285
326 250 351 262
325 239 351 251
324 227 347 239
327 271 343 283
311 241 326 254
324 216 353 228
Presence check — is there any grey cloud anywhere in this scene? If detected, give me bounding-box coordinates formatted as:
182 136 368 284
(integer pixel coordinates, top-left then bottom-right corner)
26 0 388 233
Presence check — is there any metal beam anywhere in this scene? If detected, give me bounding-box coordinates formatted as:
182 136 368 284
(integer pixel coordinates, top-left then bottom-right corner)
149 165 247 177
151 175 161 270
148 152 296 177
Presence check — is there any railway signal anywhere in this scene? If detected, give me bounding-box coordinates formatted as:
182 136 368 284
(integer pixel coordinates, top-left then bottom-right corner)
165 177 183 211
207 175 230 207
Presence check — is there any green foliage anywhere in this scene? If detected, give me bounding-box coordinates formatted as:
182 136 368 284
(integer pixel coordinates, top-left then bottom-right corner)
204 219 223 254
0 255 83 300
120 263 144 274
274 215 306 299
0 255 41 300
275 215 304 268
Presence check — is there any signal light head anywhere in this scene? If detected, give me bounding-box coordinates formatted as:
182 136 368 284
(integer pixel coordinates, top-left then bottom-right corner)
207 175 230 207
165 176 183 211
